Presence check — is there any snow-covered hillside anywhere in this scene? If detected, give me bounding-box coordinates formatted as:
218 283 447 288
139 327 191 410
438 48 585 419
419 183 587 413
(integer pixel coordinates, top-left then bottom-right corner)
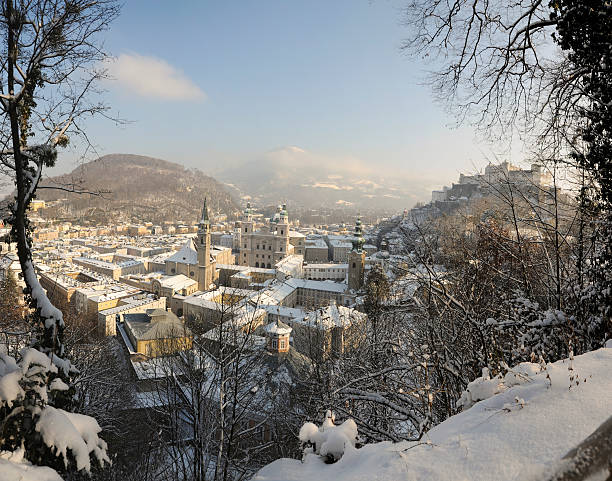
254 345 612 481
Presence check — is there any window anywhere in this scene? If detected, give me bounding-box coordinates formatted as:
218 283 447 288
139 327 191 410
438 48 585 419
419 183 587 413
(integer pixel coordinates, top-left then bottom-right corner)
279 339 286 349
352 262 356 268
281 230 284 235
244 244 247 248
257 244 259 249
190 271 195 276
255 262 259 267
244 228 247 232
256 254 259 258
269 246 271 250
171 268 176 273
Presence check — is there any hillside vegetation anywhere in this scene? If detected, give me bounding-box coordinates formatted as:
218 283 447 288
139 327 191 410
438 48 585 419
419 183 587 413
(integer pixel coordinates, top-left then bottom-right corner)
33 154 239 224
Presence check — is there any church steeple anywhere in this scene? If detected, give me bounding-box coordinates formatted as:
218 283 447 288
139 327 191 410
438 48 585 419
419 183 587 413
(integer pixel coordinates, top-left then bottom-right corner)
199 198 210 226
351 214 365 252
348 214 366 291
197 197 212 290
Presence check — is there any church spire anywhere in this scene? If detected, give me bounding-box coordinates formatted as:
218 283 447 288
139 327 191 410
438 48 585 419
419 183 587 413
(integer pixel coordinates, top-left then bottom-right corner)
200 198 210 225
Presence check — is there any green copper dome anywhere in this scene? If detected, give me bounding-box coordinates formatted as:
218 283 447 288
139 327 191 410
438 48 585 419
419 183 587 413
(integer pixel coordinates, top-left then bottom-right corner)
352 214 365 252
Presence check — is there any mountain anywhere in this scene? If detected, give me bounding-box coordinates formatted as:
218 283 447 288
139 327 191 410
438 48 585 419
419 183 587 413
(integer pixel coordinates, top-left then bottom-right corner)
29 154 239 224
216 146 430 212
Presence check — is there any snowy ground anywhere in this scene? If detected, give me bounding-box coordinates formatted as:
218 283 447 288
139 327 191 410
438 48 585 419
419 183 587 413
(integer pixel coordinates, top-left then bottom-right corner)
254 345 612 481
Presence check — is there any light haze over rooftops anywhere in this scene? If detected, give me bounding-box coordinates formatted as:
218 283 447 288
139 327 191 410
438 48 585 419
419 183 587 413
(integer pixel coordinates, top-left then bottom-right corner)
47 0 525 202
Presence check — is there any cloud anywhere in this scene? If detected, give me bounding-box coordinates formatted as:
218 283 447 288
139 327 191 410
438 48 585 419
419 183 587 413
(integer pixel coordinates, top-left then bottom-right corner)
354 179 382 189
263 146 385 179
106 53 206 101
306 182 354 191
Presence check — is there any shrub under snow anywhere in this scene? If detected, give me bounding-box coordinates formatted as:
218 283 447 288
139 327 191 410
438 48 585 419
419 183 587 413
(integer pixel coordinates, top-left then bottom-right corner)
0 347 109 480
457 362 543 410
299 411 358 462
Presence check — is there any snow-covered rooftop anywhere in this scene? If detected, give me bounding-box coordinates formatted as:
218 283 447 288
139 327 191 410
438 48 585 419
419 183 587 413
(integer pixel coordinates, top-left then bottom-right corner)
165 238 198 265
264 320 292 336
158 274 197 290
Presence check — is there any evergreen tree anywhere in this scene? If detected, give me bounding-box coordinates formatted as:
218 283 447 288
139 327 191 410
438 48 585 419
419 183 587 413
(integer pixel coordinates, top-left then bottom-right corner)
551 0 612 344
0 1 119 477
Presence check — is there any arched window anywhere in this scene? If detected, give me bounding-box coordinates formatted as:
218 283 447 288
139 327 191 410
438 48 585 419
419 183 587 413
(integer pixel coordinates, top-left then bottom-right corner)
352 263 356 268
255 262 259 267
267 263 271 268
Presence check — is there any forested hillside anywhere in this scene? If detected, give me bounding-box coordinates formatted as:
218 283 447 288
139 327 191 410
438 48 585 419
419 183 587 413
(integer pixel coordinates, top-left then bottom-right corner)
32 154 239 224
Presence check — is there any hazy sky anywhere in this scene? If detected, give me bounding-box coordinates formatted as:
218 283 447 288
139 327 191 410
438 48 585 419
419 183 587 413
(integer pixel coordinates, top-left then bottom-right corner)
51 0 524 198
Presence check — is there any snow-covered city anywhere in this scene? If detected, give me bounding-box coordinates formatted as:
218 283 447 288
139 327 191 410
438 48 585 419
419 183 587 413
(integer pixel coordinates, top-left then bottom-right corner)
0 1 610 480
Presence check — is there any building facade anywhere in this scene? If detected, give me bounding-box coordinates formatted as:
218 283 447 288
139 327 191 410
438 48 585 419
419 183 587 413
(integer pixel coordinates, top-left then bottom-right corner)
237 203 292 268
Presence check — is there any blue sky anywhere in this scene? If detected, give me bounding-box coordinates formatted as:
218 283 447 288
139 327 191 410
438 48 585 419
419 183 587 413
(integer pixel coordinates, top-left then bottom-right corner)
59 0 519 198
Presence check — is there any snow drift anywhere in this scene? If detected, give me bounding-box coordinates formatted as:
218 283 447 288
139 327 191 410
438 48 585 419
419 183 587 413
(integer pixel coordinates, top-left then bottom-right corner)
254 345 612 481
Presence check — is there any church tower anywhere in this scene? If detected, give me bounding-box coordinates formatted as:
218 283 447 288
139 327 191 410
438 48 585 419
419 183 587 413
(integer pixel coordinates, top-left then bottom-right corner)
239 202 254 266
197 198 212 290
275 203 290 260
348 214 366 291
277 203 289 237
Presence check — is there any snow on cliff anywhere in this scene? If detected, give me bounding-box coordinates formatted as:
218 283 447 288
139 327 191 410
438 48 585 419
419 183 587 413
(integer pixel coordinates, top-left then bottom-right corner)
254 345 612 481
